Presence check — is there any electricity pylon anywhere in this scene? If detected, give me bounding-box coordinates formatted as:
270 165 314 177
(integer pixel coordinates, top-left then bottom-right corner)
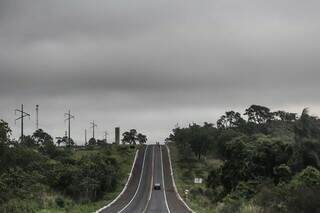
64 110 74 146
90 120 97 139
15 104 30 142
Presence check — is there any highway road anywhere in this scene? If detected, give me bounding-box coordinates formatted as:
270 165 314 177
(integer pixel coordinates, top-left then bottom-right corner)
98 145 192 213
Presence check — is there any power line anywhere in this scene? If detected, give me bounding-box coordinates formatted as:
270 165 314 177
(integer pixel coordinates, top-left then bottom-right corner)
90 120 97 139
64 110 75 146
14 104 30 142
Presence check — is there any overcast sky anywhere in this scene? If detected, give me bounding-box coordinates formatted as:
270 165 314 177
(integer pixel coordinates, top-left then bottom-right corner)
1 0 320 144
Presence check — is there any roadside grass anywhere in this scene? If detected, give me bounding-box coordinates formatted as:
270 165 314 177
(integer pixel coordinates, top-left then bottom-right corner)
168 143 223 213
37 144 137 213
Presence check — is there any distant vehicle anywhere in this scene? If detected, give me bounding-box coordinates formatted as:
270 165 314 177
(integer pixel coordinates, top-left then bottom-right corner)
154 183 161 190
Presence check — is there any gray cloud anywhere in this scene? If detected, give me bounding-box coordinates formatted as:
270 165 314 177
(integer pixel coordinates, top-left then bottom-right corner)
1 0 320 143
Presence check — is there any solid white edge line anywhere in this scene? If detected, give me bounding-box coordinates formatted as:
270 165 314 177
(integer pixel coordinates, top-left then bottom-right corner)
95 149 139 213
166 145 195 213
142 145 154 213
161 145 171 213
118 145 149 213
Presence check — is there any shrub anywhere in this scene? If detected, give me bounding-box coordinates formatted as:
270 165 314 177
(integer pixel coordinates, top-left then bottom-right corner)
55 196 65 208
273 164 292 184
0 199 39 213
291 166 320 187
286 166 320 212
216 197 244 213
255 167 320 213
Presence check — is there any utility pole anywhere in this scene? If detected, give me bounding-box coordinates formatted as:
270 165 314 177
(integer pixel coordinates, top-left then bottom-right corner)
90 120 97 139
15 104 30 142
85 129 87 145
36 104 39 130
64 110 74 146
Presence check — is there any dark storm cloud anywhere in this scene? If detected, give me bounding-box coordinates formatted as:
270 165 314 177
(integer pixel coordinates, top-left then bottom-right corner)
1 0 320 142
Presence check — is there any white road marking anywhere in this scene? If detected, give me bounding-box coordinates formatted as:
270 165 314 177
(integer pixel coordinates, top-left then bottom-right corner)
166 145 195 213
142 146 154 213
161 146 171 213
118 146 149 213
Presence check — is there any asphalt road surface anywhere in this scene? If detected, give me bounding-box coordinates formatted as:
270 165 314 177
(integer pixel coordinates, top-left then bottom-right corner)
99 145 191 213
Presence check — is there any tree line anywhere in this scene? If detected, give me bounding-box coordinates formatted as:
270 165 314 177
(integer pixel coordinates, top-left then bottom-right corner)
168 105 320 212
0 120 137 212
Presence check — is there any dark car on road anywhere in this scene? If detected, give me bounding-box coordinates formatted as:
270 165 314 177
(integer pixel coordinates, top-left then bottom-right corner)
154 183 161 190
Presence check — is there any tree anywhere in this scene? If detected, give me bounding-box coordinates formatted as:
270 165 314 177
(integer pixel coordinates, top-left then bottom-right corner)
136 133 147 144
40 139 59 158
56 136 74 147
88 137 97 146
292 109 320 170
20 135 37 147
97 139 107 146
32 129 53 146
0 119 11 144
217 111 245 129
0 120 11 172
203 122 214 128
188 123 211 159
274 110 297 122
56 137 64 147
244 105 274 124
122 129 137 144
168 123 217 159
122 132 131 144
167 127 192 158
129 129 137 145
295 108 320 140
66 137 75 147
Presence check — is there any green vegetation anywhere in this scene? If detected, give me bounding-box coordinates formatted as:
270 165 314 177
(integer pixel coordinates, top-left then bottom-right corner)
168 105 320 213
0 120 137 212
169 143 223 212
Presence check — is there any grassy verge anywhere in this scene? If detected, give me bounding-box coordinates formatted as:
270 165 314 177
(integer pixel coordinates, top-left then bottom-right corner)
37 145 137 213
168 143 223 213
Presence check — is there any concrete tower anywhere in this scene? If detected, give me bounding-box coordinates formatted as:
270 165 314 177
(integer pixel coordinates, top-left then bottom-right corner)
115 127 120 144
